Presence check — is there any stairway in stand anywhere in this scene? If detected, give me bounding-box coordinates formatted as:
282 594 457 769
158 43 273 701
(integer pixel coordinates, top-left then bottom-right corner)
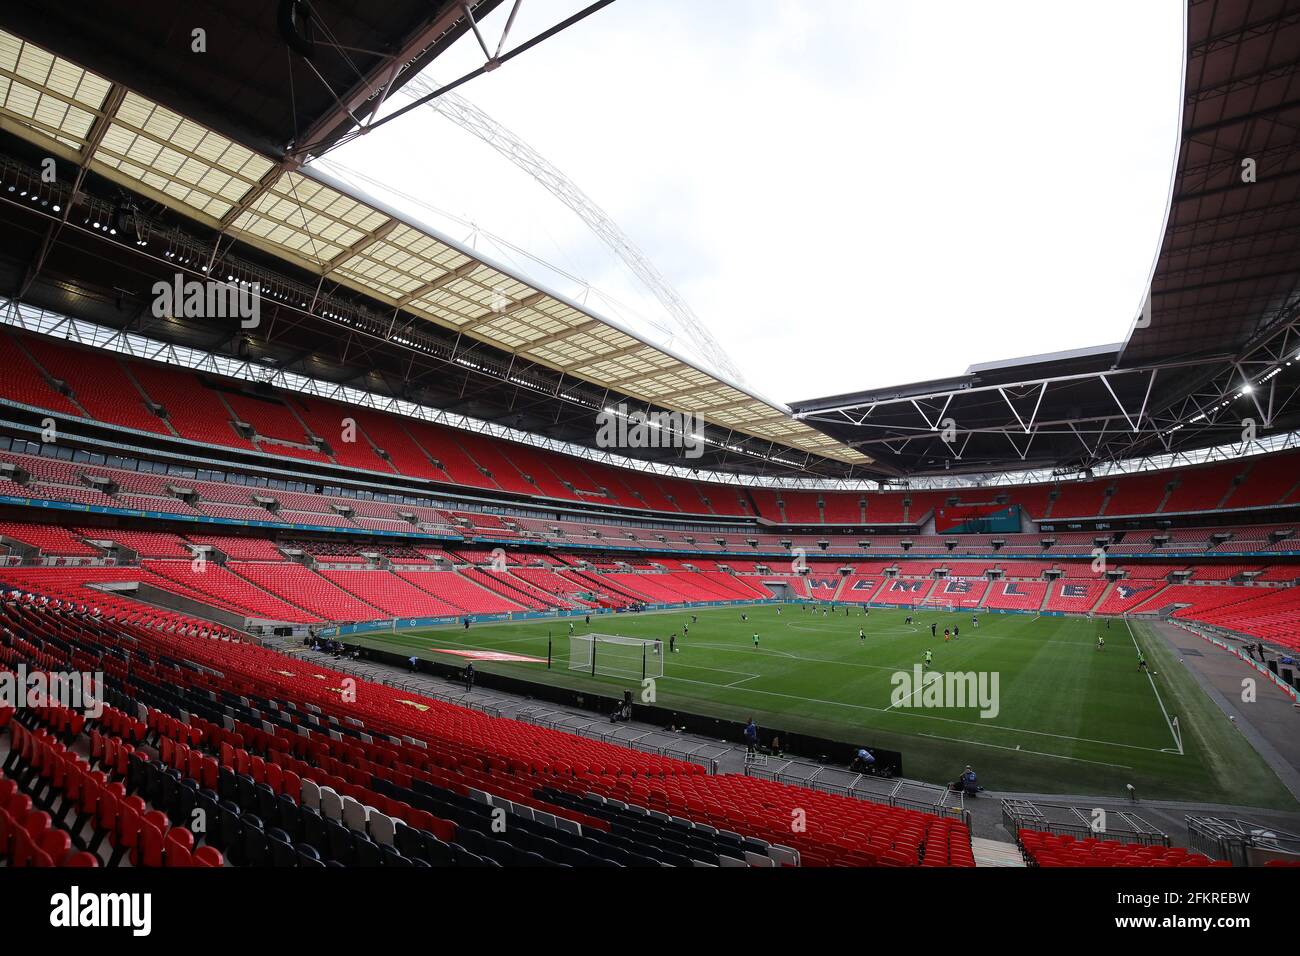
972 836 1027 867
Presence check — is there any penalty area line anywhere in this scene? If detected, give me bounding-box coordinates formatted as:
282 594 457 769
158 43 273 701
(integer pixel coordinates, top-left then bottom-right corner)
916 733 1133 770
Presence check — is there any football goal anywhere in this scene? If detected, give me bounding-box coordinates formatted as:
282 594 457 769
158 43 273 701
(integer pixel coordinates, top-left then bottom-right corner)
569 633 665 681
919 597 956 612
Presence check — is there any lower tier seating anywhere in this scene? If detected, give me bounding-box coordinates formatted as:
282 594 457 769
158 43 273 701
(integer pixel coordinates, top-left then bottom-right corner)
0 596 972 866
1016 830 1226 868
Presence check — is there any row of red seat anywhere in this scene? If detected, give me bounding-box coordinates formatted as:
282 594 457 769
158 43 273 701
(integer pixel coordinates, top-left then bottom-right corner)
6 719 223 867
6 550 1300 648
1017 830 1227 868
6 479 1300 565
0 775 99 867
7 330 1300 523
0 597 973 865
0 331 753 518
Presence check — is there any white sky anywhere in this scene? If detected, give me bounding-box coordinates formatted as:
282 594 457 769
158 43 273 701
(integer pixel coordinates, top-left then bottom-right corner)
328 0 1186 407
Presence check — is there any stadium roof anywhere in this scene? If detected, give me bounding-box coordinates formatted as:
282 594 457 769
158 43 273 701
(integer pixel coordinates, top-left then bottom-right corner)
794 0 1300 480
0 15 868 471
1121 0 1300 368
0 0 506 158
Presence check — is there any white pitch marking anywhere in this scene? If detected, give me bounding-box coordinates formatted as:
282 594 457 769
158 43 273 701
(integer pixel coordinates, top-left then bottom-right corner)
916 734 1133 769
1126 619 1184 755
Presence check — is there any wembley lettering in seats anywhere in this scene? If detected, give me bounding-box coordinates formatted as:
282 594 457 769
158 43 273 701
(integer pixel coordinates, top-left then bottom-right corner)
1115 584 1152 600
889 580 927 593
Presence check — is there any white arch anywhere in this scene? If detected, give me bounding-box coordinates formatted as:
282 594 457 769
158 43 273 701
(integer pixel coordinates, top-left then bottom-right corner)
397 74 746 385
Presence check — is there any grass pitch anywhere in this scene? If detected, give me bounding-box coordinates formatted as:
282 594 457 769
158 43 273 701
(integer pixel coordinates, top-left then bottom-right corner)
349 604 1295 809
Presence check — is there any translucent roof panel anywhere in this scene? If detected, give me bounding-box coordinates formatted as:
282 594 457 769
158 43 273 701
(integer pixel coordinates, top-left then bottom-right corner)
0 28 867 467
0 32 111 148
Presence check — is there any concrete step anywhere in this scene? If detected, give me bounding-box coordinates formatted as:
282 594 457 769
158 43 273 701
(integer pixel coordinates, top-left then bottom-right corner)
972 836 1027 867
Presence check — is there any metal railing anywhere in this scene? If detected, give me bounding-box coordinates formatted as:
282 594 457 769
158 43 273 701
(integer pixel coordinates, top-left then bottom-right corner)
290 649 509 719
1187 816 1300 866
746 759 970 825
512 706 723 773
1002 799 1169 847
276 641 726 770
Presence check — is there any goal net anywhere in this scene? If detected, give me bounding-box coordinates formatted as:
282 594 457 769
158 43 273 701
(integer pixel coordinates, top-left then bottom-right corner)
919 598 956 612
569 633 664 681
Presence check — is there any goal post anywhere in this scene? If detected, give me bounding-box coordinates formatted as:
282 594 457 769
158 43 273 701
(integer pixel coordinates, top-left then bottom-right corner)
919 597 956 612
569 633 664 681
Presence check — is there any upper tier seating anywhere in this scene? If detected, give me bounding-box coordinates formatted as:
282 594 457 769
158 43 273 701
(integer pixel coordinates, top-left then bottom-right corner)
3 331 1300 526
0 333 83 417
126 361 255 449
1006 485 1053 520
1050 480 1108 519
291 397 395 474
1222 452 1300 510
820 493 862 524
864 493 907 524
1161 461 1241 514
22 337 170 436
1105 473 1171 517
223 393 315 447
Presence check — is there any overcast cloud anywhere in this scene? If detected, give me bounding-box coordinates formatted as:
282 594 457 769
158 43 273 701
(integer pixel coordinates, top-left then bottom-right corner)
327 0 1186 407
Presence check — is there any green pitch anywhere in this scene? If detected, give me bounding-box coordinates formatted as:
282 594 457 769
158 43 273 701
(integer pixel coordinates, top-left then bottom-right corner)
348 604 1295 809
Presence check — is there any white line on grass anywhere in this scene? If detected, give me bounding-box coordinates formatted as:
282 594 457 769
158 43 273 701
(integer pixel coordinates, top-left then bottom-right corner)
883 675 933 713
784 622 920 637
400 611 1172 759
916 733 1133 770
665 660 762 679
686 641 800 660
657 675 1177 755
1126 619 1184 755
417 634 551 651
684 641 928 674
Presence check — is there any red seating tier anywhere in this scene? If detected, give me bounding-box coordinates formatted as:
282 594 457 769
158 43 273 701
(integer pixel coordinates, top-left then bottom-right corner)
1018 830 1225 868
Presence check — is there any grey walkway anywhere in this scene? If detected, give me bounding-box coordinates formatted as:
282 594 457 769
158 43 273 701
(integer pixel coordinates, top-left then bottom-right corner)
1151 621 1300 803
